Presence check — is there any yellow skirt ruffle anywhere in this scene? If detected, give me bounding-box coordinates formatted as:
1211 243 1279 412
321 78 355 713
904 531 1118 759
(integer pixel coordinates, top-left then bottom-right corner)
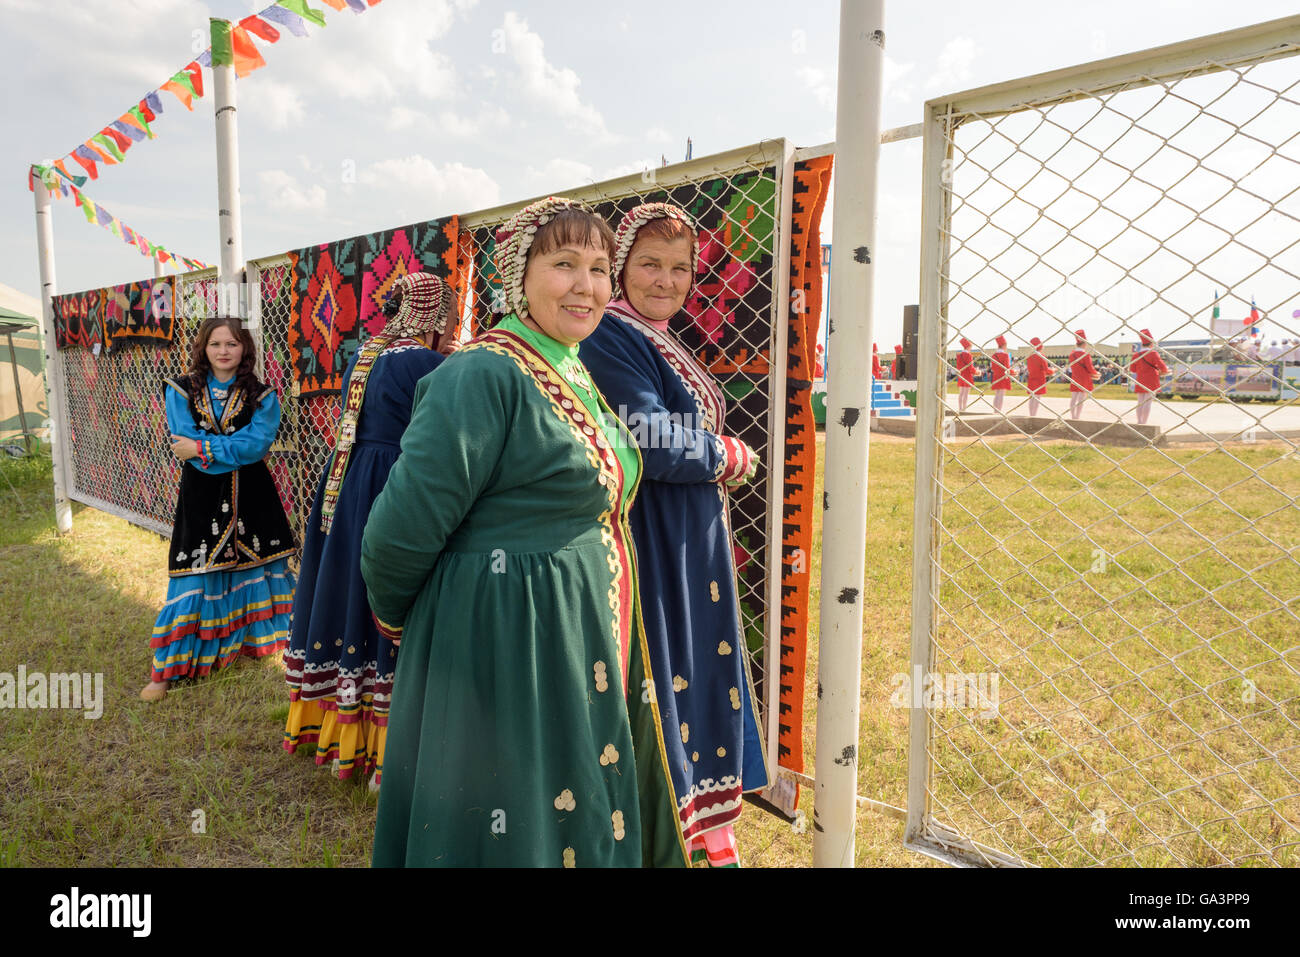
283 696 388 783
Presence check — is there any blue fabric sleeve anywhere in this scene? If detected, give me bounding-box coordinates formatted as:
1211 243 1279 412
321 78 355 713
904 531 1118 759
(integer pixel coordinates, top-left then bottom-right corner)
204 391 282 469
581 323 726 484
164 383 201 441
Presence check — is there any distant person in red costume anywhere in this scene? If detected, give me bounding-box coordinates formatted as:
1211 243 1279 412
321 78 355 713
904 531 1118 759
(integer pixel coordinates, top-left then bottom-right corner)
991 334 1013 412
956 337 975 412
1130 328 1169 426
1026 337 1053 417
872 343 883 380
892 344 903 380
1068 329 1100 421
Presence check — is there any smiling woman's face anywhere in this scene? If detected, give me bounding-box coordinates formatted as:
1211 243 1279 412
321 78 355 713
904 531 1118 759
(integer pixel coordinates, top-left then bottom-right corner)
521 230 613 346
623 234 693 322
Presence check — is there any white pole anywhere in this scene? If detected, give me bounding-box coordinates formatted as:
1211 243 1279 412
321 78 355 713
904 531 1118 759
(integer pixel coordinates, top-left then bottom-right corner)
32 166 73 534
154 255 165 280
212 18 244 319
812 0 886 867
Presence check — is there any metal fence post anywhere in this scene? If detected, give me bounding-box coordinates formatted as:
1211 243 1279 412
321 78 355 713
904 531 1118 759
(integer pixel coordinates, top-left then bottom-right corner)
32 168 72 534
812 0 886 867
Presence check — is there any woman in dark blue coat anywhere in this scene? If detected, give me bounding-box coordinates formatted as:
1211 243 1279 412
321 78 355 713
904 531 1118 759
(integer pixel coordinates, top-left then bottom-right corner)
580 203 768 866
283 272 456 787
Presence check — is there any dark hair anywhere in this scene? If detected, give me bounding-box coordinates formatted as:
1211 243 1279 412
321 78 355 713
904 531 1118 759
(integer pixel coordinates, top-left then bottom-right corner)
530 208 616 262
188 316 261 397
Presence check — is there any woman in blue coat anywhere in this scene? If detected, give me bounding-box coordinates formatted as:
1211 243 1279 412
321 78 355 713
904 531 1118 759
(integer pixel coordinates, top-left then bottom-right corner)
580 203 768 866
282 272 455 786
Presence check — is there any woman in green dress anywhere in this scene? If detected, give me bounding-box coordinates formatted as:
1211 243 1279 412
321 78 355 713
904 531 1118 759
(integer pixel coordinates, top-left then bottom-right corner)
361 196 688 867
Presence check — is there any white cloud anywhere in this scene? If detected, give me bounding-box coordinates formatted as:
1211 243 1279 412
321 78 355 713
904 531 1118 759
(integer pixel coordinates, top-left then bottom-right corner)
245 79 305 130
797 66 835 112
523 158 596 193
645 126 673 144
265 0 474 103
498 12 611 139
357 155 500 217
926 37 978 92
884 56 915 103
258 169 328 214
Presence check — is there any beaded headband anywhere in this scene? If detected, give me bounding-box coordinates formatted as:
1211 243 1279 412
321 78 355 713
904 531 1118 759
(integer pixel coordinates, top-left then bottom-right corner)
493 196 595 320
612 202 699 300
389 272 455 337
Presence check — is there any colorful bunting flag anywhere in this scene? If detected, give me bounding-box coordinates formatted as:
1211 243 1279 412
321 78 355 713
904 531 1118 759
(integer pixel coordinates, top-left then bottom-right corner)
241 14 281 43
277 0 328 28
100 125 134 152
261 3 311 36
53 160 85 187
230 25 269 77
71 147 100 180
42 0 384 183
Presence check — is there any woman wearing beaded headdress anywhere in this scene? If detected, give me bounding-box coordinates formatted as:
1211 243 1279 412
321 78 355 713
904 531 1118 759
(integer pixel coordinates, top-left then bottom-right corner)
579 202 768 867
283 272 456 787
140 316 297 702
362 197 688 867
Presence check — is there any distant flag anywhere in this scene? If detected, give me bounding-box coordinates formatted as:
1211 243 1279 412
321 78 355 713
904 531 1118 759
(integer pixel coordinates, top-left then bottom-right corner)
661 154 668 167
686 136 693 161
1212 290 1219 321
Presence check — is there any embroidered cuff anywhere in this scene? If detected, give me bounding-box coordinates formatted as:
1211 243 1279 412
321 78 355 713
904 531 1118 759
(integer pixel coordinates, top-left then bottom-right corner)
195 439 211 469
718 436 757 486
373 612 403 646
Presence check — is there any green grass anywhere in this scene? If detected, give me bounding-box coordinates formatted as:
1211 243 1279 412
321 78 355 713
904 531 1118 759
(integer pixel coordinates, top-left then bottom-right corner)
2 435 1296 868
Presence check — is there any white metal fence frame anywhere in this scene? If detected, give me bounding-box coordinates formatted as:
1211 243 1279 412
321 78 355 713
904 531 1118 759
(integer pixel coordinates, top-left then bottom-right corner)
908 16 1300 868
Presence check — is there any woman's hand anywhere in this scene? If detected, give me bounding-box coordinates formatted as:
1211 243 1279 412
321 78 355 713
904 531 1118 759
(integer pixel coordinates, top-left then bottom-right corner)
170 435 200 462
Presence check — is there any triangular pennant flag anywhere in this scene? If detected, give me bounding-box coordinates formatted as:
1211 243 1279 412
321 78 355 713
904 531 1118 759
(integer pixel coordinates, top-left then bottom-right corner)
277 0 327 27
87 137 120 163
27 166 36 193
135 234 149 255
119 111 151 139
109 218 124 239
53 160 86 187
261 3 310 36
143 92 164 119
230 25 269 77
100 126 132 152
110 119 145 144
240 14 281 42
319 0 348 9
161 73 195 110
122 224 136 243
82 197 98 224
71 148 100 180
183 60 205 98
93 202 112 224
197 49 212 67
210 18 234 66
344 0 367 11
1213 290 1220 320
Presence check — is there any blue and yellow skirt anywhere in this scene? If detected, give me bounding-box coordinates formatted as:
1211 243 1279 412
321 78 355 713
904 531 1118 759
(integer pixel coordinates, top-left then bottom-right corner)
150 559 295 682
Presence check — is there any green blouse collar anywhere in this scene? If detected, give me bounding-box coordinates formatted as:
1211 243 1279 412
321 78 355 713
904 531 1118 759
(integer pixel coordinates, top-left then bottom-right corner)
498 314 594 398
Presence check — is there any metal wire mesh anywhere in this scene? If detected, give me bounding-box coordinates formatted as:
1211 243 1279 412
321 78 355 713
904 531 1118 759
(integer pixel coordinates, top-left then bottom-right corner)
914 35 1300 866
59 271 215 537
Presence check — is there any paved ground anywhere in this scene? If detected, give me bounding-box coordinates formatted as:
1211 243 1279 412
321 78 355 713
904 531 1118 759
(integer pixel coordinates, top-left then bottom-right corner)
944 392 1300 442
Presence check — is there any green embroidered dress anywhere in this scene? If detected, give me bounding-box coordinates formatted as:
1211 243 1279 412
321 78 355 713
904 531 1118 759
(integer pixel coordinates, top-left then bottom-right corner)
362 316 688 867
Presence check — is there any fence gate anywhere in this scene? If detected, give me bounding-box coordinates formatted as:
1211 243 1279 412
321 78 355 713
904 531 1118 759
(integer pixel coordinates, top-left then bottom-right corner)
909 17 1300 866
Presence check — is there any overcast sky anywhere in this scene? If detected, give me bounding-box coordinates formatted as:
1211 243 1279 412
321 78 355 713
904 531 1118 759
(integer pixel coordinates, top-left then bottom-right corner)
1 0 1296 348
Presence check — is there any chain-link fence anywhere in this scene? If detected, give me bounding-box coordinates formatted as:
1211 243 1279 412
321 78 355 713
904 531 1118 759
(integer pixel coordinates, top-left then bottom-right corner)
58 271 215 537
52 141 813 791
909 21 1300 866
